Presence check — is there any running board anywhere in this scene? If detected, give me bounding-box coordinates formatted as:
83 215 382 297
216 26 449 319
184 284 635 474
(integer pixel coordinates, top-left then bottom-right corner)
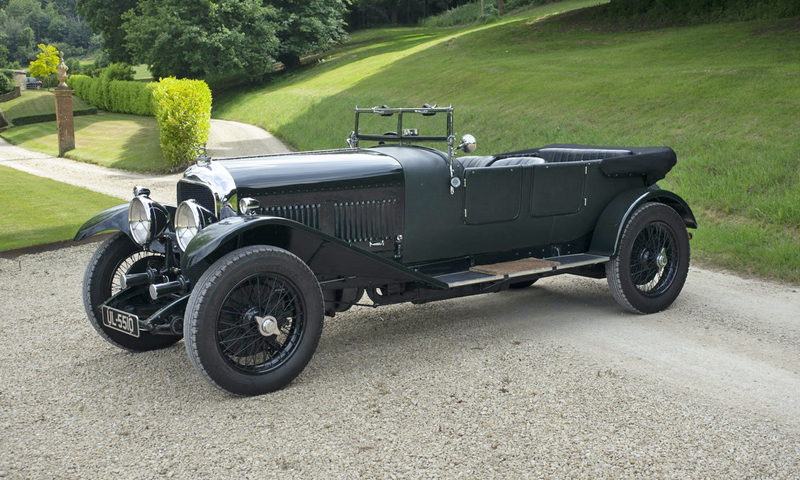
433 254 610 288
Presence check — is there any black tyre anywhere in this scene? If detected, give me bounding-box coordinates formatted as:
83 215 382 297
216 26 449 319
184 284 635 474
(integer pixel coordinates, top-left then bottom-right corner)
606 203 690 314
509 278 538 289
83 232 182 351
184 246 324 396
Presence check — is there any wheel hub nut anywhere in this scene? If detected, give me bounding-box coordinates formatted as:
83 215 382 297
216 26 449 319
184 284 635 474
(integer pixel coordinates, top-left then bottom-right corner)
656 248 668 269
256 315 280 337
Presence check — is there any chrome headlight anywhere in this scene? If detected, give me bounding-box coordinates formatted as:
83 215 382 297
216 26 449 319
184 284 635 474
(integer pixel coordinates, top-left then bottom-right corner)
175 200 216 251
128 195 168 246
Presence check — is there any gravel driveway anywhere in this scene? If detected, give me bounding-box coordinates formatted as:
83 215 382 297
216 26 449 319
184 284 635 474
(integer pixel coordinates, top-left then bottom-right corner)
1 122 799 477
1 244 798 478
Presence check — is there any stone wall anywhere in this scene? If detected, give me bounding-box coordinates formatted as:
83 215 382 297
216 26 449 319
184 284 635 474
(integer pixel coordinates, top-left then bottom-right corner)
12 70 26 90
0 86 22 103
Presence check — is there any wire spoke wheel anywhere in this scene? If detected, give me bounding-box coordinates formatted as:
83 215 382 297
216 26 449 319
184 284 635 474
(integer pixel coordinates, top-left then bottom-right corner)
83 232 181 352
185 246 324 396
606 203 690 314
216 274 306 375
628 222 679 297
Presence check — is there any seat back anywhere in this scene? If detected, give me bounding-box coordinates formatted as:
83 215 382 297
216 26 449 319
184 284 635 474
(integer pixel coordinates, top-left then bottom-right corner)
537 148 632 163
491 156 546 167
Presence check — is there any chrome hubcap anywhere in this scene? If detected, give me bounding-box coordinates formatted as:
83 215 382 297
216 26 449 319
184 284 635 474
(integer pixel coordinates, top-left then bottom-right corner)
656 248 668 270
256 315 279 337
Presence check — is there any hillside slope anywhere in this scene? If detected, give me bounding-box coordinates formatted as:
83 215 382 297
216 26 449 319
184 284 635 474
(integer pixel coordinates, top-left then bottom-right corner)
214 1 800 282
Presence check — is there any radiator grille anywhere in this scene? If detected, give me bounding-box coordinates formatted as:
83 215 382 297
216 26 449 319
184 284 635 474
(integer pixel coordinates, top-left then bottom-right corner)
177 181 216 214
334 200 398 243
263 204 321 229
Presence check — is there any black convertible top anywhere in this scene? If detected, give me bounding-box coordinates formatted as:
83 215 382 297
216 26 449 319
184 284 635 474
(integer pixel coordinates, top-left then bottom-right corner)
495 144 677 185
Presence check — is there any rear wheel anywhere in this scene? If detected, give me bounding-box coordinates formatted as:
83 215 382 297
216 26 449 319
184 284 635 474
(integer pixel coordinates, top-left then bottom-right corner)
606 203 690 314
184 246 324 396
83 232 182 351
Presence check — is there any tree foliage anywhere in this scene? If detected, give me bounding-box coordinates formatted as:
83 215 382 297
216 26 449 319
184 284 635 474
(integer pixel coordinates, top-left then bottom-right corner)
272 0 349 67
28 43 59 78
76 0 137 63
122 0 281 80
0 0 93 66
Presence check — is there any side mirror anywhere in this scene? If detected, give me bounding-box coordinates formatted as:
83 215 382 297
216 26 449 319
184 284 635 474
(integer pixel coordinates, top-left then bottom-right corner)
459 134 477 154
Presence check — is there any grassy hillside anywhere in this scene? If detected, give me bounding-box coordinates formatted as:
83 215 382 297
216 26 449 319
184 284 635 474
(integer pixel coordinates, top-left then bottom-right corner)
217 0 800 282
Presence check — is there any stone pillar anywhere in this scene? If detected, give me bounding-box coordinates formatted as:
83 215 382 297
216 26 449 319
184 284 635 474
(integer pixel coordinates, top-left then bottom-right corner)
53 52 75 156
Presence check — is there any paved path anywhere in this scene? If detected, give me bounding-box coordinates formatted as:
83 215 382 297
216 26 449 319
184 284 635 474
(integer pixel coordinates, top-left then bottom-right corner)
0 119 291 204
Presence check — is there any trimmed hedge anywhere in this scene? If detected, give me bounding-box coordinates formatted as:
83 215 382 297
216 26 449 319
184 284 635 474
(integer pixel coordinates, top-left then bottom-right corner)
68 75 154 116
150 77 212 169
68 74 212 170
10 107 98 126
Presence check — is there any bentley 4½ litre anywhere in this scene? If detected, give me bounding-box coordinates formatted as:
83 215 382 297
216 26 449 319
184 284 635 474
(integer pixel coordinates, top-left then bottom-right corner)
76 105 696 396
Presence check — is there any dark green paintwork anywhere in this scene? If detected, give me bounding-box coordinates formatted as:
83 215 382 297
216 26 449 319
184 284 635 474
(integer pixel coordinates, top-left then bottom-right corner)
73 203 129 242
588 188 696 256
531 163 585 217
464 166 522 225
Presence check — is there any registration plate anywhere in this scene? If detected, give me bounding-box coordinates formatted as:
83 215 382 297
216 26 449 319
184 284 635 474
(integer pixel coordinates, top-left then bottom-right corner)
102 306 140 338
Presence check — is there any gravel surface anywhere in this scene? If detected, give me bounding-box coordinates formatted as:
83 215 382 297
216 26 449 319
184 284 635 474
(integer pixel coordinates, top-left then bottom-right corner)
1 244 799 478
2 123 799 477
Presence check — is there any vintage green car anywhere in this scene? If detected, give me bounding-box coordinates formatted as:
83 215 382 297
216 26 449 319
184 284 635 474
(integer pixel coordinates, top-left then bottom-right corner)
76 105 696 396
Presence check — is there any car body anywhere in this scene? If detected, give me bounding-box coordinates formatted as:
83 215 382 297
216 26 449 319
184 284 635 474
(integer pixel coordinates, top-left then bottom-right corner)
76 105 696 396
25 77 42 90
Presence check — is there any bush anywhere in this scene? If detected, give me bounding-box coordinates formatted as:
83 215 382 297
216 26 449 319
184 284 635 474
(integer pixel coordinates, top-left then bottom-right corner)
0 70 15 95
102 63 135 82
150 77 212 169
68 74 154 115
107 80 154 115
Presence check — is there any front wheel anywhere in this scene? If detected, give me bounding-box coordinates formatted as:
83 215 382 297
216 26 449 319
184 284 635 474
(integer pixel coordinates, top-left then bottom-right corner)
83 232 182 351
184 246 324 396
606 203 690 314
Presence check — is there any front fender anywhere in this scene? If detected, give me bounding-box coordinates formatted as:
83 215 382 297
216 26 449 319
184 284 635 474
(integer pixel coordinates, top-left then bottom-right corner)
181 216 446 289
74 203 130 242
589 187 697 257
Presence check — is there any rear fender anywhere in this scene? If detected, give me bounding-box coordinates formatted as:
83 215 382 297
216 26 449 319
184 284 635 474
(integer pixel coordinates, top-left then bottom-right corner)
180 216 446 289
589 188 697 257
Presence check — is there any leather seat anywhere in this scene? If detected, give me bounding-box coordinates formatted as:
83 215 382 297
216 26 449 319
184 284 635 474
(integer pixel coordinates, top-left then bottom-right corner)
492 156 546 167
457 156 495 169
537 148 632 163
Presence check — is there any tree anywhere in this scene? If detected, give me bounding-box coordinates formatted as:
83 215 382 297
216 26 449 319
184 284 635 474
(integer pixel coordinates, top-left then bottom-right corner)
272 0 349 67
0 43 10 68
29 43 59 79
123 0 280 79
14 26 36 62
76 0 137 63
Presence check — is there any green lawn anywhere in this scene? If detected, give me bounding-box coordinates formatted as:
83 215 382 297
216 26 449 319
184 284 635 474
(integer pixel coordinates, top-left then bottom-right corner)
213 1 800 282
0 89 95 123
0 112 168 172
0 165 121 252
133 64 153 82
